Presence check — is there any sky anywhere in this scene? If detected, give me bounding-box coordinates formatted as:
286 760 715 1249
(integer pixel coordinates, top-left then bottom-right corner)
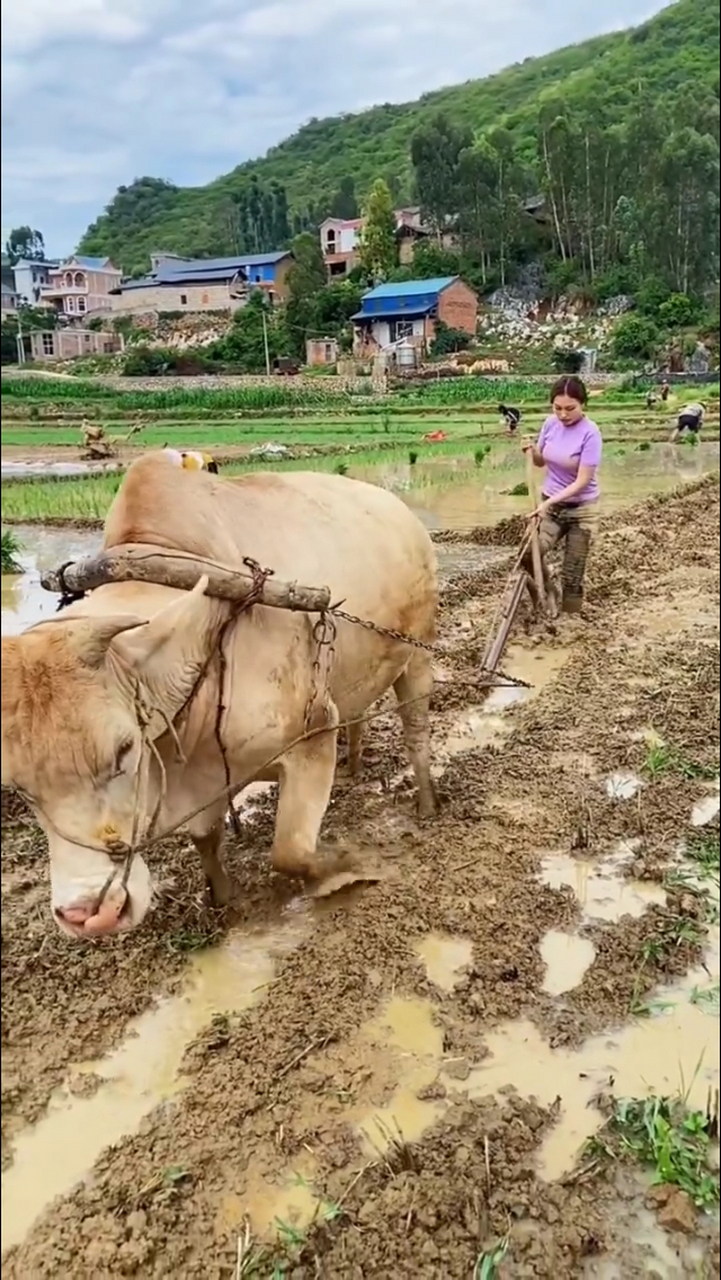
1 0 664 258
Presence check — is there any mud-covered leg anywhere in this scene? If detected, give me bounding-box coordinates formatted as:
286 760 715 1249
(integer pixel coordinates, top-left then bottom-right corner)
271 716 338 878
522 512 563 616
346 721 364 777
190 817 232 907
561 506 598 613
394 654 436 818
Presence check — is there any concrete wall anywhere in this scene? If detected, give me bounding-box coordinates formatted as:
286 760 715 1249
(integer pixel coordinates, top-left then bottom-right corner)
112 281 243 314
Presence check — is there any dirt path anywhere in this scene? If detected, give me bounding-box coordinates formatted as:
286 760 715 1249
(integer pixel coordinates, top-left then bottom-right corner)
1 478 719 1277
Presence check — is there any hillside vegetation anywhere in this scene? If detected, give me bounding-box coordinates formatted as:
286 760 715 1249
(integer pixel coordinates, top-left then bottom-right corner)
79 0 719 278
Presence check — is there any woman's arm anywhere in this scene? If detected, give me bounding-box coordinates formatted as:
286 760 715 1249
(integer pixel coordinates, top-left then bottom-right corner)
542 464 595 506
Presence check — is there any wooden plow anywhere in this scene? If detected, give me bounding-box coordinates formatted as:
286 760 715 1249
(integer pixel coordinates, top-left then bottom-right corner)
478 448 553 687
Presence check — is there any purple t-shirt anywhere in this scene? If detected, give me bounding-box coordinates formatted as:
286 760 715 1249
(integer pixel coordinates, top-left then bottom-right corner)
537 415 602 504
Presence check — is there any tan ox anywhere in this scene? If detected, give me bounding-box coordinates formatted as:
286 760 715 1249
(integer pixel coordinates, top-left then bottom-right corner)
1 454 438 939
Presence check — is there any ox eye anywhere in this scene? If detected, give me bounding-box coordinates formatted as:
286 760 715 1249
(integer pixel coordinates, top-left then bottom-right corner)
112 739 134 777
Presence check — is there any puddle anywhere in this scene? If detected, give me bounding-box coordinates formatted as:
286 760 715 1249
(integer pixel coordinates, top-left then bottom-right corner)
216 1153 320 1241
2 461 122 480
692 781 720 827
539 845 667 923
453 961 719 1181
605 771 643 801
540 930 597 996
0 915 309 1252
442 643 568 759
416 933 473 991
584 1197 708 1277
1 526 99 636
357 996 446 1152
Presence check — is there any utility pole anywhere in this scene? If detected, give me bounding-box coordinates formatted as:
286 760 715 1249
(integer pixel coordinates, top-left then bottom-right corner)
261 306 271 376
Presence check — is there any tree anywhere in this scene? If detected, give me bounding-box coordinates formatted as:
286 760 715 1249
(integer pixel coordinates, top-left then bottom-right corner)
357 179 397 283
285 232 328 358
5 227 45 265
329 177 358 220
410 114 472 238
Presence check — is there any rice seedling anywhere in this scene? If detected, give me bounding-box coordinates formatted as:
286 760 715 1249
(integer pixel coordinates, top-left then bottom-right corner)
1 529 23 572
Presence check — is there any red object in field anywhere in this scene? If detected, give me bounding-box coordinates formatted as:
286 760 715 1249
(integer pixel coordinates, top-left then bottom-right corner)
423 430 447 442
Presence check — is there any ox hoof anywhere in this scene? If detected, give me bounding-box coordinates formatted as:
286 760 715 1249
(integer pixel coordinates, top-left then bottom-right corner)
204 875 232 910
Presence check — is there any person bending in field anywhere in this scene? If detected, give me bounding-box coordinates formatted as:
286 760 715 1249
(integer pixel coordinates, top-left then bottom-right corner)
520 375 602 616
670 402 705 443
498 403 521 434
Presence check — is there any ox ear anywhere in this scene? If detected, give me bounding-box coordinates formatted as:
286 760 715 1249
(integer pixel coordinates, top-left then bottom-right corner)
69 615 149 669
110 575 210 671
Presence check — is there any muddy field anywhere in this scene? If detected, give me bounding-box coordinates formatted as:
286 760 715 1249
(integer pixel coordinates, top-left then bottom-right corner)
1 477 720 1277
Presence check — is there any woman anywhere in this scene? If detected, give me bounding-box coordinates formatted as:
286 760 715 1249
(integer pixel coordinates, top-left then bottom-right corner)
498 403 521 434
670 402 705 443
520 375 602 616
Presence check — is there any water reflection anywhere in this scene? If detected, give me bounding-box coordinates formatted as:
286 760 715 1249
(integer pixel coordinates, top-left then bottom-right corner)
1 527 100 636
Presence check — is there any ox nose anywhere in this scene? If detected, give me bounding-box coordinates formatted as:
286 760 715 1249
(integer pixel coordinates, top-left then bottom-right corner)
55 888 130 936
55 900 98 927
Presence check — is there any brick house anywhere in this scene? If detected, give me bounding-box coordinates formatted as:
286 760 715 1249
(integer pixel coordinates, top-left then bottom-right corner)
110 251 293 314
320 207 435 278
351 276 478 357
29 328 124 361
39 255 122 318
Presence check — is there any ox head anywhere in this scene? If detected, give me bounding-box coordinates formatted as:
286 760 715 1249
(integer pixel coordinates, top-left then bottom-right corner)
1 577 212 940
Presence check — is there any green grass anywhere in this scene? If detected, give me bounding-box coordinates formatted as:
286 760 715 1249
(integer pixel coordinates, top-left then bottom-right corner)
592 1090 719 1208
1 529 23 573
643 741 719 782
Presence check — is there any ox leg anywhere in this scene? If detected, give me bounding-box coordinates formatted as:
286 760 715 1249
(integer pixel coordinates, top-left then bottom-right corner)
346 721 364 777
394 655 437 818
190 817 232 907
270 720 338 879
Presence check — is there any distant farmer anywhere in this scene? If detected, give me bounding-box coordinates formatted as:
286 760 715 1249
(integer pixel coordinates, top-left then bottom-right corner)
520 375 602 616
162 448 219 473
498 403 521 434
660 379 670 402
645 390 658 410
670 402 705 443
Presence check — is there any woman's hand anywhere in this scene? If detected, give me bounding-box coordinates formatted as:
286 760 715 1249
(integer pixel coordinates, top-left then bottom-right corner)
530 498 554 520
520 435 536 453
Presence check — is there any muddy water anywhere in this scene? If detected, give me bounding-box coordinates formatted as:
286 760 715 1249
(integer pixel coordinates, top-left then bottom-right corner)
1 526 99 636
0 914 310 1252
1 461 121 480
355 441 720 530
441 644 569 760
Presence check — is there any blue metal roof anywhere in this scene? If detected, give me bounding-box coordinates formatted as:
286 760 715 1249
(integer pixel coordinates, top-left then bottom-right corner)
361 276 457 300
117 251 290 291
351 305 434 322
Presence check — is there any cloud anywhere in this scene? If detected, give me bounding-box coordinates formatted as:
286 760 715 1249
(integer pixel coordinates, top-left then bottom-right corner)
1 0 664 257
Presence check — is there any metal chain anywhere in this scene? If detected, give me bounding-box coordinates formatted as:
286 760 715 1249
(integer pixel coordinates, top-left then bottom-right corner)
303 611 338 734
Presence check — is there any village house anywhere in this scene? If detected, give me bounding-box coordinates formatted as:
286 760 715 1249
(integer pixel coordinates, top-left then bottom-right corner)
28 327 124 362
12 258 59 306
110 251 294 314
39 255 122 318
1 260 19 313
320 207 434 278
351 276 478 358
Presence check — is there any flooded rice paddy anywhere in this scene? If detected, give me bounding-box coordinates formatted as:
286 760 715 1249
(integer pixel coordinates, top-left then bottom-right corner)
1 464 719 1276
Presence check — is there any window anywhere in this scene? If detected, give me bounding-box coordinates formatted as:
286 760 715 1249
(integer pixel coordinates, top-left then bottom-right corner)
77 296 86 313
180 294 188 305
65 272 73 287
74 272 85 288
66 297 75 313
42 333 55 356
391 319 414 341
201 292 209 305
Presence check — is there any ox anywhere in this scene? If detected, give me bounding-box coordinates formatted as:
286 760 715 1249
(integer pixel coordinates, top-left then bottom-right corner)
1 454 438 939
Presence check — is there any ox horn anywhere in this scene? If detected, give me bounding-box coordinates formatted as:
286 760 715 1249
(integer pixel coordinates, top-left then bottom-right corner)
68 615 148 669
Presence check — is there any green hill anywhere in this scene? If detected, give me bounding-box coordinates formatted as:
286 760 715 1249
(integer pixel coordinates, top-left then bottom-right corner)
79 0 719 275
